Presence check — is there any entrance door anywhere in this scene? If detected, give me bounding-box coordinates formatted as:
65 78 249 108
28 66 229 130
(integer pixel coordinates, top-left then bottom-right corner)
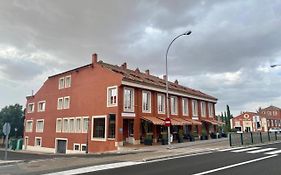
123 119 134 144
57 140 67 154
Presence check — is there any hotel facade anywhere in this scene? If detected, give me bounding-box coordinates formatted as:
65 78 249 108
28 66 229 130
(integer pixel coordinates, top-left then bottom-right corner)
24 53 221 154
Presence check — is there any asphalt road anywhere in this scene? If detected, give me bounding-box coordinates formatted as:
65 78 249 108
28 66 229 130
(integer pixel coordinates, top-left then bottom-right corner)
80 142 281 175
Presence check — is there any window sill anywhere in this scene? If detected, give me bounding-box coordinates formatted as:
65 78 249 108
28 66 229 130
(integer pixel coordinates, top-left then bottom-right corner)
91 138 107 142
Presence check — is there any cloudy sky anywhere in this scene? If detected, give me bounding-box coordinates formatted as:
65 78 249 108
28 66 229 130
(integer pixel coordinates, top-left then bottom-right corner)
0 0 281 115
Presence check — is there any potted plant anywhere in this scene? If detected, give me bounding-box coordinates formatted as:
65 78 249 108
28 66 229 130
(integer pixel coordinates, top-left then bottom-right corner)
161 132 168 145
201 129 208 140
144 133 153 145
178 129 184 143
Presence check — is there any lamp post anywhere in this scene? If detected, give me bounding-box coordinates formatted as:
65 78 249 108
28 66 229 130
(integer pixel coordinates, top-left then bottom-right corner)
165 31 192 146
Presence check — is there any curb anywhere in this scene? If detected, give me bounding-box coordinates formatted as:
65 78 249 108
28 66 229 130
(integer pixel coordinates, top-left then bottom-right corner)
0 160 25 166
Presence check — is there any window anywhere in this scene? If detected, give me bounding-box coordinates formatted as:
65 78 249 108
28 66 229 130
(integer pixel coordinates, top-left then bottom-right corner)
38 101 46 112
273 111 278 116
63 118 69 132
124 87 134 112
192 100 198 117
157 94 165 114
56 118 62 132
57 98 63 110
201 102 206 117
69 118 75 133
142 91 151 113
107 86 117 107
208 103 214 117
170 96 178 115
92 115 107 140
27 103 34 113
35 137 42 147
64 96 70 109
182 98 189 116
75 117 82 133
59 77 65 89
108 114 115 139
36 120 44 133
81 144 87 152
82 117 89 133
65 75 71 88
25 120 33 132
73 144 80 151
267 111 272 115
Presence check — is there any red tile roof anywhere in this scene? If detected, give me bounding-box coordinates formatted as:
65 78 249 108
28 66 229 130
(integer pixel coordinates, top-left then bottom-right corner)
99 61 217 101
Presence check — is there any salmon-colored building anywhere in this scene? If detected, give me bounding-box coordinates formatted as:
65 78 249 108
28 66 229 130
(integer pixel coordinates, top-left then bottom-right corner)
24 53 221 154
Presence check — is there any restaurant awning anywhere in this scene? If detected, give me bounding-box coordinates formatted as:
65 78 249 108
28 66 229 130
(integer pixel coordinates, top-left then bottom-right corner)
201 118 219 125
183 118 202 125
157 116 192 126
141 116 165 125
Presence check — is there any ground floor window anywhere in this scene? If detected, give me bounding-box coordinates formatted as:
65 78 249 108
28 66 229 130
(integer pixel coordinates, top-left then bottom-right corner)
35 137 42 147
81 144 87 152
73 144 80 151
108 114 116 139
92 116 107 140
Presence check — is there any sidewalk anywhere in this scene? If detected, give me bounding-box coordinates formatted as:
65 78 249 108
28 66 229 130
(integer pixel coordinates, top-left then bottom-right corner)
0 138 230 175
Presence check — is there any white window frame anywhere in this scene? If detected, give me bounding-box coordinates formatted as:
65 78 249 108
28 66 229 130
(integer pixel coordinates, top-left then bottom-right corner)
57 97 63 110
91 115 108 141
63 96 70 109
123 87 134 112
208 103 214 117
192 100 198 117
27 103 35 113
56 118 62 133
65 75 71 88
81 144 87 152
36 119 44 133
34 137 42 147
75 117 82 133
69 117 75 133
107 86 118 107
59 77 65 89
73 143 80 151
142 90 151 113
201 102 206 117
170 96 178 115
62 118 69 133
182 98 189 116
37 101 46 112
82 116 89 133
157 93 166 114
25 120 33 132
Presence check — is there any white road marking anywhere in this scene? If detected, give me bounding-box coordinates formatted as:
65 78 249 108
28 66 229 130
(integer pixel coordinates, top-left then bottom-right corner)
231 147 261 153
192 154 277 175
42 161 143 175
218 147 244 152
247 148 277 154
265 149 281 155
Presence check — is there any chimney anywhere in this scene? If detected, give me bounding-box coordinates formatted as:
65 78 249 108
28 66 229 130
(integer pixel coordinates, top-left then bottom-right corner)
92 53 98 64
163 75 167 80
174 79 178 84
145 69 150 75
135 68 140 73
121 62 127 69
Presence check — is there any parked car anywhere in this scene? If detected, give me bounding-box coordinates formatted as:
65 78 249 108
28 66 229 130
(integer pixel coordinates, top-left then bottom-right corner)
269 128 281 133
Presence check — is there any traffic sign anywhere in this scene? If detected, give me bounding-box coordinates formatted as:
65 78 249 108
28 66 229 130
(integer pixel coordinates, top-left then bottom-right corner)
2 122 11 136
165 118 171 127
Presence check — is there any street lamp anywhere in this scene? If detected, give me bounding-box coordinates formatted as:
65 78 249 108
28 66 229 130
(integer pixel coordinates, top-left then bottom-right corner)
165 30 192 146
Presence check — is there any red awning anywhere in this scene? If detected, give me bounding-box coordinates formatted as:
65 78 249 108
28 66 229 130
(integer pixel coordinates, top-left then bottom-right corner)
157 116 188 126
201 118 220 125
141 116 165 125
183 118 202 125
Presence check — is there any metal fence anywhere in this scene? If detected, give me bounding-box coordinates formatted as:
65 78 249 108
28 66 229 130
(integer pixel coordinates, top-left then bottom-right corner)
229 132 281 146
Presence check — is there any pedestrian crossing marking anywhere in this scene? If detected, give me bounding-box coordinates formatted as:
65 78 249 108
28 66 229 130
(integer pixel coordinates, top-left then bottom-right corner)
247 148 277 154
218 147 244 152
232 147 261 153
265 149 281 155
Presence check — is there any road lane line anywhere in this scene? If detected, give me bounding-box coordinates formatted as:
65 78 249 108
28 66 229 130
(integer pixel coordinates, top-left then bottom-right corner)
42 161 143 175
192 155 277 175
231 147 260 153
247 148 276 154
218 147 244 152
265 149 281 155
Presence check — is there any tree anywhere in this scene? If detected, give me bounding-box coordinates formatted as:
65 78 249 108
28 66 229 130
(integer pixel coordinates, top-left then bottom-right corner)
0 104 24 138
